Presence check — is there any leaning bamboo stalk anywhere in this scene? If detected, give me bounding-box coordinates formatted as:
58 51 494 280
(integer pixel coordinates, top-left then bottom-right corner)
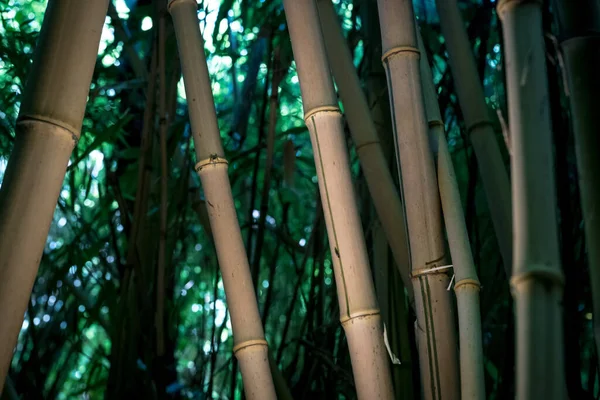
551 0 600 363
316 0 412 303
435 0 513 275
376 1 460 398
0 0 108 390
497 1 566 399
168 1 276 399
282 1 394 399
418 27 485 400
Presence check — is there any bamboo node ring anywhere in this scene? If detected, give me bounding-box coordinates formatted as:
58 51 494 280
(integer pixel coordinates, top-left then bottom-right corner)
428 120 445 129
18 114 81 144
466 119 492 135
303 106 341 122
167 0 195 12
497 0 543 18
340 309 381 325
411 264 453 278
195 155 229 172
232 339 269 355
510 267 565 288
355 140 380 152
454 278 481 292
381 46 420 63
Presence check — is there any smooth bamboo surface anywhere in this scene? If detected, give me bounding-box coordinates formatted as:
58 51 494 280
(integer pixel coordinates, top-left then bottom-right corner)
169 1 276 398
497 1 566 399
283 1 394 398
377 0 460 398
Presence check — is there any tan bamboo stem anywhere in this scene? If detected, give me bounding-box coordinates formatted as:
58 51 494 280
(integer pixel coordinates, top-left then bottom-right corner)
168 1 276 398
376 0 460 398
282 1 394 398
435 0 513 275
552 0 600 363
497 1 566 398
418 27 486 400
316 0 412 303
156 5 168 357
0 0 108 390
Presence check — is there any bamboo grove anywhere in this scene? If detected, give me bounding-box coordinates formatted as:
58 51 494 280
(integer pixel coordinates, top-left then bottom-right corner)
0 0 597 399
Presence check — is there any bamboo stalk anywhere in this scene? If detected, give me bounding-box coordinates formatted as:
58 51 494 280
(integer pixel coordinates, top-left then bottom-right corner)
0 0 108 390
316 0 413 303
282 1 394 399
551 0 600 364
168 1 276 399
417 27 485 400
497 1 566 398
376 1 460 398
435 0 513 275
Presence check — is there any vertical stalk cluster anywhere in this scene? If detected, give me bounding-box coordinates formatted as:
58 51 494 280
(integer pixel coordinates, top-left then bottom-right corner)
282 1 394 398
376 0 460 398
316 0 412 302
418 27 485 400
497 1 566 398
168 1 276 399
551 0 600 360
435 0 513 275
0 0 108 390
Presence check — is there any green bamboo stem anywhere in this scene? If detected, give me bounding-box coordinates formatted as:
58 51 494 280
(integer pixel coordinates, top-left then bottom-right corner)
0 0 108 391
376 1 460 398
418 27 485 400
282 1 394 398
168 1 276 398
316 0 413 303
552 0 600 363
497 1 566 398
435 0 513 275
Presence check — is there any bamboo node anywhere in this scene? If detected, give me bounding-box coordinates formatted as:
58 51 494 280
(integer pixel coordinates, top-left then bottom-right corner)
195 155 229 172
428 120 444 129
381 46 420 63
454 278 481 292
167 0 196 12
511 267 565 289
339 309 381 325
466 119 493 135
232 339 269 355
411 264 453 278
355 140 380 152
496 0 543 18
303 105 341 122
17 115 80 143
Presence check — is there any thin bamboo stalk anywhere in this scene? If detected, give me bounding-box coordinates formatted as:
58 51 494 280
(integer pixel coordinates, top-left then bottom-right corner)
552 0 600 364
0 0 108 390
376 1 460 398
435 0 513 275
316 0 412 303
418 27 485 400
282 1 394 399
497 1 566 398
168 1 276 399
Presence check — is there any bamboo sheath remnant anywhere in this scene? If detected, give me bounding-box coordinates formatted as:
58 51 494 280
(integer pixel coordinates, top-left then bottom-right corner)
497 1 566 399
168 1 276 399
316 0 413 303
417 27 486 400
435 0 513 276
376 0 460 399
0 0 108 391
282 1 394 399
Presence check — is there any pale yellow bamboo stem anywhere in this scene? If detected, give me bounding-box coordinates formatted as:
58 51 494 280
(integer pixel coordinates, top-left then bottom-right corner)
168 1 276 398
283 1 394 398
435 0 513 275
316 0 412 303
497 1 566 399
418 27 485 400
376 0 460 398
0 0 108 391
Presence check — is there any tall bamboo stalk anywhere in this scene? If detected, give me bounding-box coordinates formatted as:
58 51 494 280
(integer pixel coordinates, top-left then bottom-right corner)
552 0 600 362
168 1 276 399
282 1 394 398
418 27 485 400
376 1 460 398
0 0 108 390
316 0 412 303
497 1 566 398
435 0 513 275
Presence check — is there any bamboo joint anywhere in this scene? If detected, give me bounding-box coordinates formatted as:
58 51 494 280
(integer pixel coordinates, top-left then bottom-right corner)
232 339 269 355
195 155 229 173
340 309 381 326
466 119 493 135
381 46 420 64
303 106 340 122
16 116 80 144
510 266 565 289
497 0 543 17
167 0 195 11
454 278 481 292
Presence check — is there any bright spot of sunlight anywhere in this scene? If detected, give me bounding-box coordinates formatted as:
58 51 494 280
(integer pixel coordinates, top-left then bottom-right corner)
141 16 153 31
